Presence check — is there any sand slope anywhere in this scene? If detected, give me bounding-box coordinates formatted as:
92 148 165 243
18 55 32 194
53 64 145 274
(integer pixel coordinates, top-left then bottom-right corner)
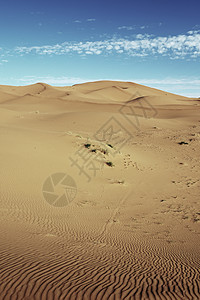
0 80 200 299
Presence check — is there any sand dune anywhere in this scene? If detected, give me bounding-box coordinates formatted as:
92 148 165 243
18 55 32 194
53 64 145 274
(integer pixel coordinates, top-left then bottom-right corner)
0 80 200 299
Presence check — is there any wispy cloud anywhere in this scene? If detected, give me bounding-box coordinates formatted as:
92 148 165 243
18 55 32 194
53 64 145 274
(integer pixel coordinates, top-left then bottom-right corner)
0 59 8 65
13 30 200 59
135 77 200 97
127 77 200 87
118 26 135 30
16 76 93 86
87 18 96 22
118 25 148 30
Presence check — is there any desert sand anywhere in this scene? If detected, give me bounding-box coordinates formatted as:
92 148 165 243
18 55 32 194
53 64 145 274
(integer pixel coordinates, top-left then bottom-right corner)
0 80 200 299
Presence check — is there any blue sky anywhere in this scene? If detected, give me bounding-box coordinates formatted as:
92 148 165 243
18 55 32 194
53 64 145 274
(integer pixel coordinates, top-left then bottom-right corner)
0 0 200 96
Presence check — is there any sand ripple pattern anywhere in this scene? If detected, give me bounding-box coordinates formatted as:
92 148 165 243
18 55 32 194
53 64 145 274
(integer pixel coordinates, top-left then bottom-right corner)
0 234 199 300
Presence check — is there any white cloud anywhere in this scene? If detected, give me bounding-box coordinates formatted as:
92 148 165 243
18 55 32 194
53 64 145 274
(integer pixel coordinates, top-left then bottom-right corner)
118 26 135 30
14 30 200 59
133 78 200 97
135 78 200 86
87 18 96 22
118 25 148 31
14 76 93 86
0 59 8 65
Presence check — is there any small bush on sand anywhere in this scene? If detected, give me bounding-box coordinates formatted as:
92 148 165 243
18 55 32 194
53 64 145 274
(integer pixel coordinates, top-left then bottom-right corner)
84 143 91 149
106 161 114 167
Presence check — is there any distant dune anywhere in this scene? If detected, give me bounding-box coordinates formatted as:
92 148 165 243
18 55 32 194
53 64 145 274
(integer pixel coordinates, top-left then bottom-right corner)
0 81 200 299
